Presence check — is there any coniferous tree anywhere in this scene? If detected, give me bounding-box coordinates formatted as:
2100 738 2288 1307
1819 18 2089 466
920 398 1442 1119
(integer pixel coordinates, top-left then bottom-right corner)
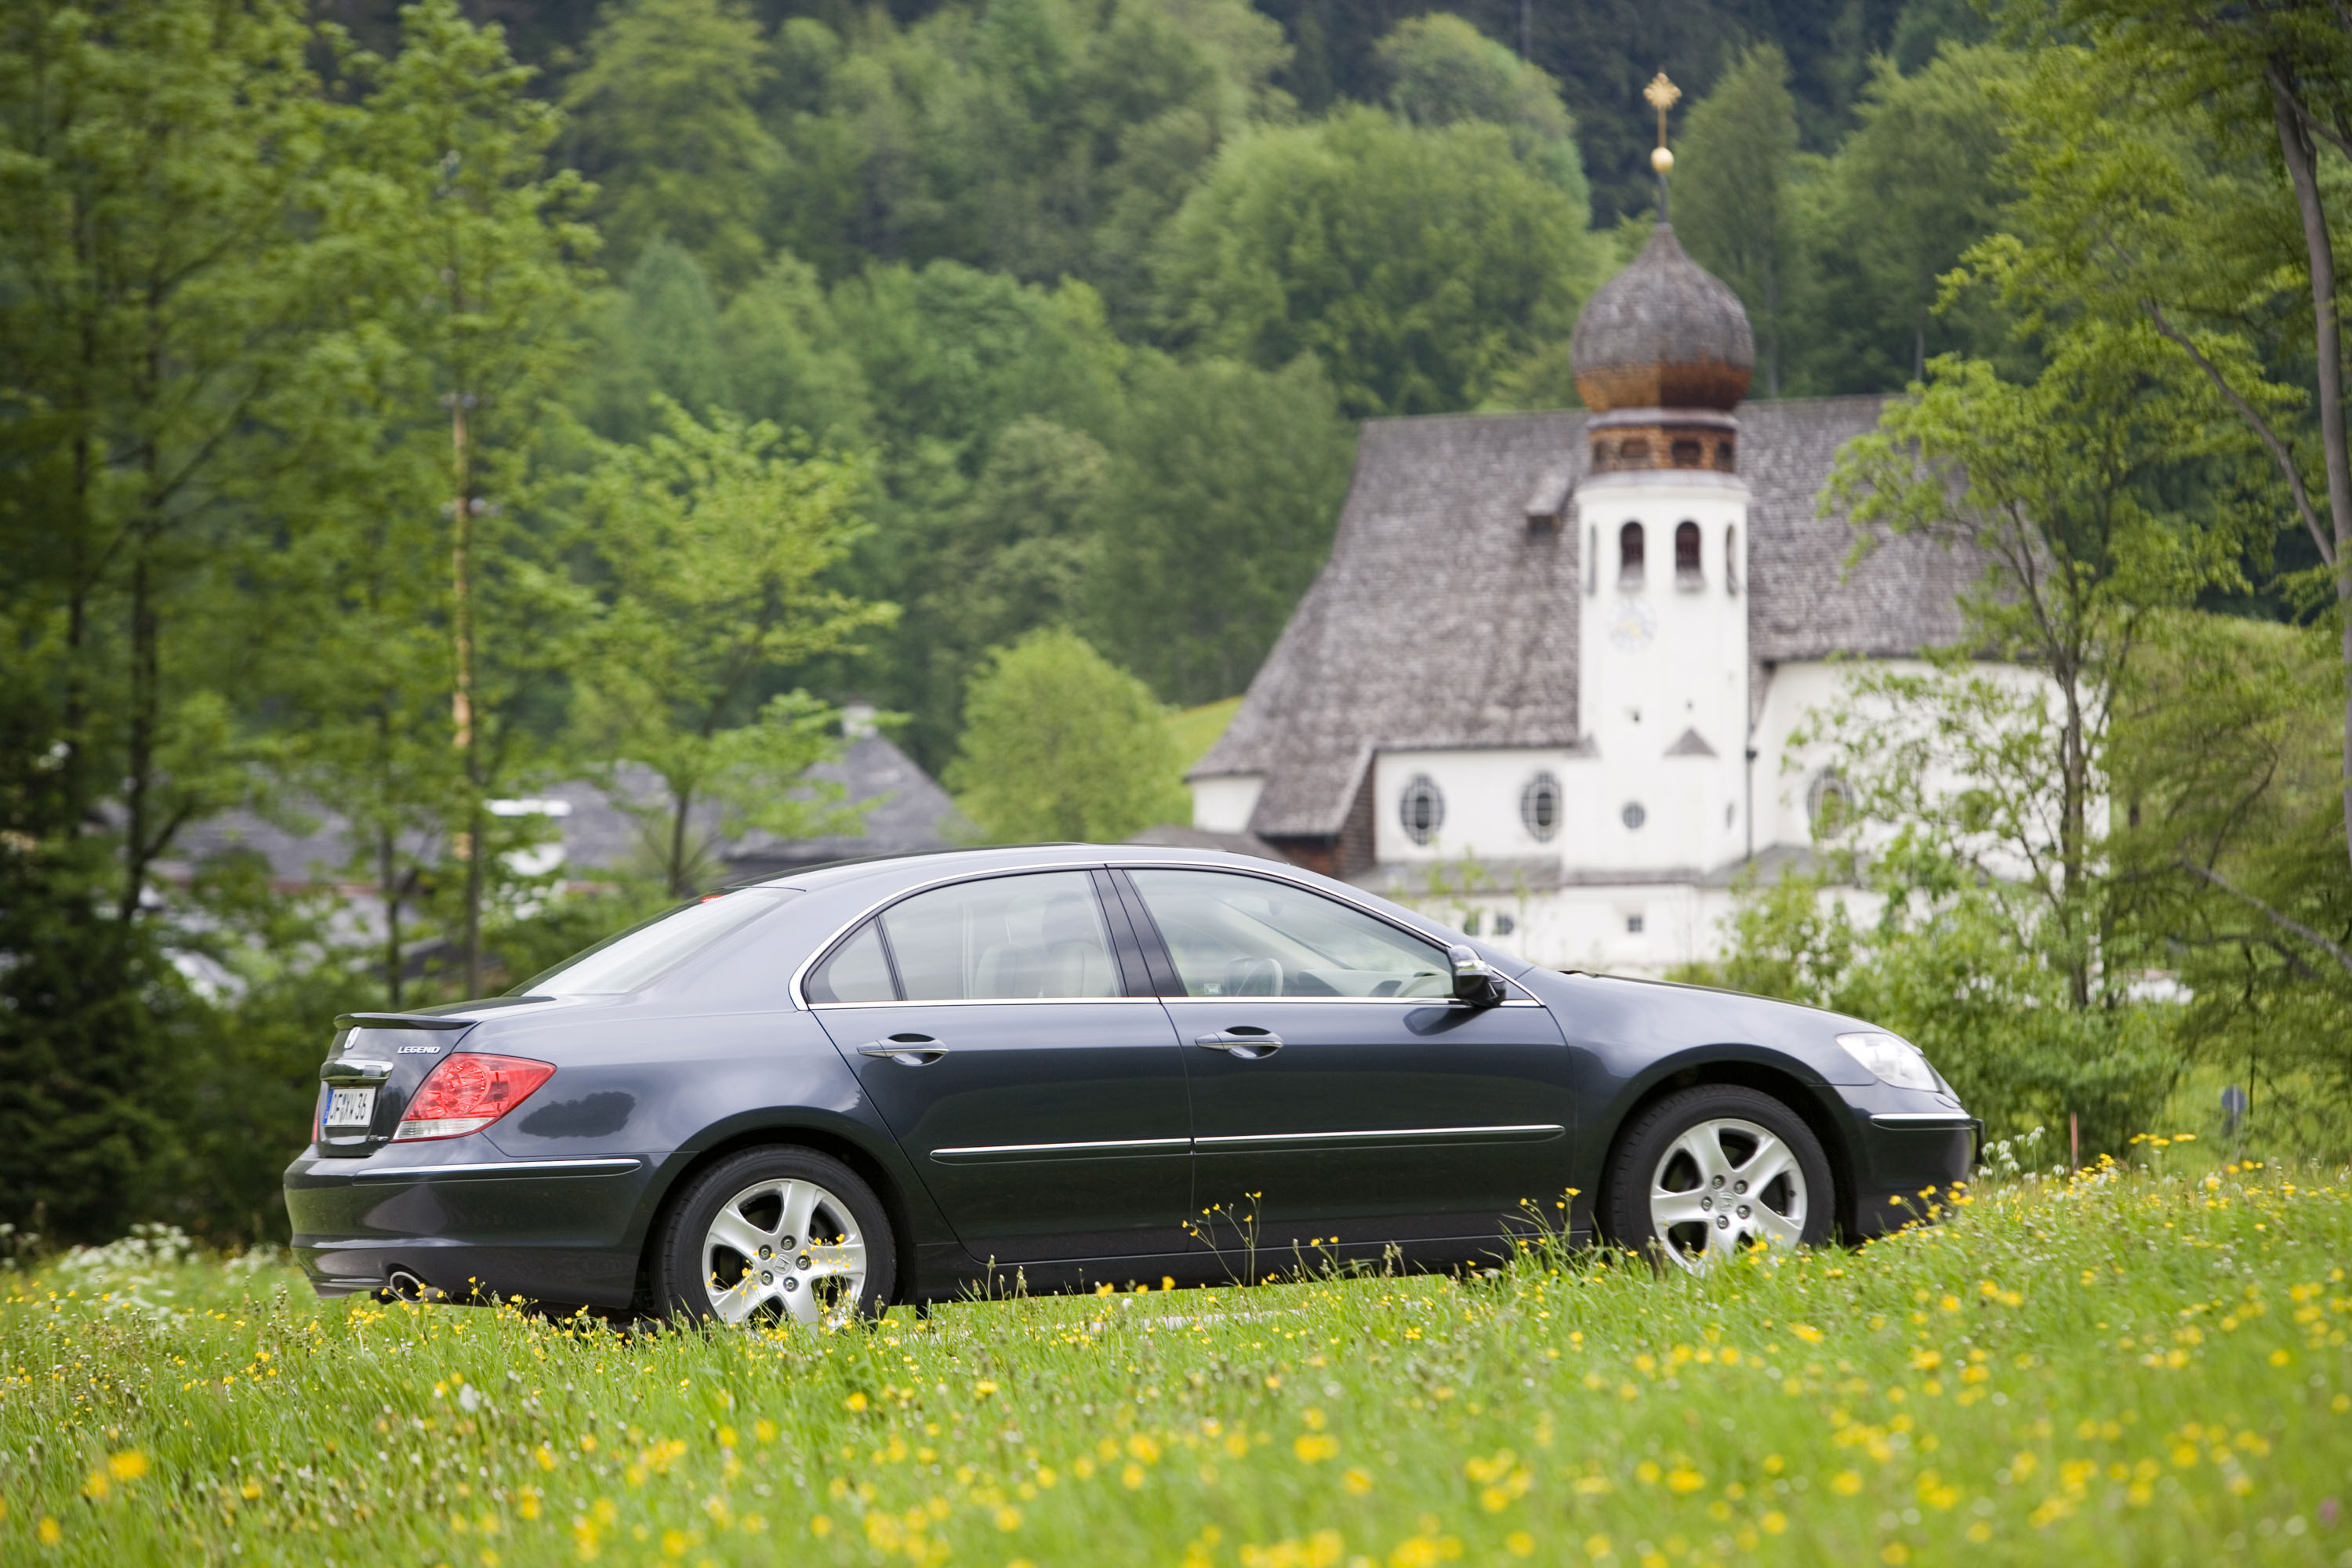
0 0 331 1234
1675 45 1800 397
332 0 598 997
565 0 782 288
1797 46 2016 391
580 241 733 443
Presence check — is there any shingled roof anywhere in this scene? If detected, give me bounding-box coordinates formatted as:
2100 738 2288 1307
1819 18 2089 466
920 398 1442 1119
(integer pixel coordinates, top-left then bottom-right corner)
1195 395 1984 839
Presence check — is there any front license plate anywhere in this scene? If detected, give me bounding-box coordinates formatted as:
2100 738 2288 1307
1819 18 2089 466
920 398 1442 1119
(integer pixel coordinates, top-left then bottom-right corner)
324 1086 377 1131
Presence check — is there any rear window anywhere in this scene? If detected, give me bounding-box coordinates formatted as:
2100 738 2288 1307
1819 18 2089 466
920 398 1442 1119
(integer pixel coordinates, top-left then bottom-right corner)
517 890 797 996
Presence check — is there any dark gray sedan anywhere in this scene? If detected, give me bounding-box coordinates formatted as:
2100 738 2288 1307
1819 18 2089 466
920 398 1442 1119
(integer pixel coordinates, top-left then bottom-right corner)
285 846 1976 1323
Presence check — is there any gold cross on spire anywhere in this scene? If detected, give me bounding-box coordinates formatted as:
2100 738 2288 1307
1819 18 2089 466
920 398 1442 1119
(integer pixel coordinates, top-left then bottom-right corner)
1644 72 1680 175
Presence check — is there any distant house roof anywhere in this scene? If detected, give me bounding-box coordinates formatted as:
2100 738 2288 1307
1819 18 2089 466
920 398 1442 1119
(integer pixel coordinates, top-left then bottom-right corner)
1123 823 1287 862
1193 397 1983 839
724 732 967 877
169 805 386 887
167 733 964 891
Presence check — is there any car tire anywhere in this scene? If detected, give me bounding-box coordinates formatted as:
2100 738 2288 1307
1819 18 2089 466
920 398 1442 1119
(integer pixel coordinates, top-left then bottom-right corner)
1601 1084 1835 1272
652 1146 897 1326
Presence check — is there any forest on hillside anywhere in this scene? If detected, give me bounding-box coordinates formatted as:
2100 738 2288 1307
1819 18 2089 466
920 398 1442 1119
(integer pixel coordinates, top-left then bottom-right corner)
429 0 2013 768
7 0 2352 1238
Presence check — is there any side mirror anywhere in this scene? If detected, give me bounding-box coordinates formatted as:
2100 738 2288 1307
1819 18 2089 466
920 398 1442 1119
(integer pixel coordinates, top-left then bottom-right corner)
1448 944 1506 1007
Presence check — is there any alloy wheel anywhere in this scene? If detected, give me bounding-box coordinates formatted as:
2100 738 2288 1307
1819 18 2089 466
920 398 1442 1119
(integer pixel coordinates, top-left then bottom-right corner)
699 1177 869 1326
1648 1116 1807 1272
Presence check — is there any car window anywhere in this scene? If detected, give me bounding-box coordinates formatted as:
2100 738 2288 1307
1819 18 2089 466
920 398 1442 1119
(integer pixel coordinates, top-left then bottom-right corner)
1127 869 1449 998
880 872 1120 1000
804 920 896 1004
518 889 797 996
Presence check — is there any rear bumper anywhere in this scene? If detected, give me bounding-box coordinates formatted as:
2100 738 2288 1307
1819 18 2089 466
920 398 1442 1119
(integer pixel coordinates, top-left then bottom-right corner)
283 1149 660 1309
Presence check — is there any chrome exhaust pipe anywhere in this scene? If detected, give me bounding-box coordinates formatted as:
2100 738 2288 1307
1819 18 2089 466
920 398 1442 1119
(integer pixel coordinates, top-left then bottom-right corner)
383 1268 430 1302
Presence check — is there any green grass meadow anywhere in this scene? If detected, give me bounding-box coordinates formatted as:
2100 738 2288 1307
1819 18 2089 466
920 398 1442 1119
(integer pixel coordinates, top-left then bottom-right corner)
3 1156 2349 1567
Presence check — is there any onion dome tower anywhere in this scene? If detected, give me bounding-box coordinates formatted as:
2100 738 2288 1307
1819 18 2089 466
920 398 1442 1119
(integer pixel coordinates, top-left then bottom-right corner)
1569 74 1755 475
1571 74 1756 887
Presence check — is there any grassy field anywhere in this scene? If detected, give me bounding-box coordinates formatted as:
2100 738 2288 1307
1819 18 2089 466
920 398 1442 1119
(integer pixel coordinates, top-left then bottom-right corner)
1168 697 1243 773
3 1154 2349 1566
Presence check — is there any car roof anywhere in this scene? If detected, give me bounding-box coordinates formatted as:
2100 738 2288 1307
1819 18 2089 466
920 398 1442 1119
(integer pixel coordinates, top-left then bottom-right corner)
749 842 1296 895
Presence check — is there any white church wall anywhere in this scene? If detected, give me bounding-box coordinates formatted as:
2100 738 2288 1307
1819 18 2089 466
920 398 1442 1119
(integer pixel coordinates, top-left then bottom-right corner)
1512 883 1739 977
1370 746 1588 863
1190 773 1265 834
1751 657 2054 870
1750 659 1876 850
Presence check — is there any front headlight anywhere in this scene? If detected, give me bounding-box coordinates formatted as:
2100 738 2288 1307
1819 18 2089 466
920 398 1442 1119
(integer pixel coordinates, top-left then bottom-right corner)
1836 1030 1940 1092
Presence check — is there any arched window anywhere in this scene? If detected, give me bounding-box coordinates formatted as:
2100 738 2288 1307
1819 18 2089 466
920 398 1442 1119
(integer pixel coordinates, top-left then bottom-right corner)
1520 772 1562 842
1806 771 1853 838
1617 521 1644 589
1725 524 1740 595
1674 521 1702 588
1399 775 1445 846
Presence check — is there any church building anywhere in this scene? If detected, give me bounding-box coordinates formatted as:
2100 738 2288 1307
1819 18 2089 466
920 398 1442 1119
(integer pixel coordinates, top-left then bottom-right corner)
1185 218 1987 975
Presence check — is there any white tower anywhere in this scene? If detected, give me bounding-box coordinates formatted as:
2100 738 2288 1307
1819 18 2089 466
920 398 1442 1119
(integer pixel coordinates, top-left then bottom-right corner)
1566 220 1757 883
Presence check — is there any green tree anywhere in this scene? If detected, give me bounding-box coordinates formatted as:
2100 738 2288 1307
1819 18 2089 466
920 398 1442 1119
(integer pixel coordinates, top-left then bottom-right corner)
1722 320 2263 1146
718 252 874 450
578 240 732 444
0 0 331 1235
1374 13 1590 207
830 260 1127 462
564 0 780 288
770 0 1287 322
333 0 599 996
1794 46 2017 392
946 629 1189 842
815 260 1130 767
1675 45 1800 397
904 417 1113 750
2000 5 2352 877
1088 354 1353 704
2110 612 2352 1149
576 401 895 896
1151 105 1598 416
1827 333 2251 959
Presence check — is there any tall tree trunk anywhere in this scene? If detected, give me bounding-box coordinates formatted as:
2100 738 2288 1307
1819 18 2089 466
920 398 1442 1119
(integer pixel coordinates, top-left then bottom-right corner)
2270 71 2352 877
118 550 154 927
668 783 695 900
463 802 484 996
451 392 483 996
379 819 403 1009
63 322 95 828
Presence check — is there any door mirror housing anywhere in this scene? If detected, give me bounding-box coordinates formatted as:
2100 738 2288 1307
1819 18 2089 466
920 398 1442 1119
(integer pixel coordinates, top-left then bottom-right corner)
1448 944 1506 1007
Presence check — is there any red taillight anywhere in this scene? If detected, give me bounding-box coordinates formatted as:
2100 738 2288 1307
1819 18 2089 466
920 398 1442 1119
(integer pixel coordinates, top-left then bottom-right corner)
394 1053 555 1142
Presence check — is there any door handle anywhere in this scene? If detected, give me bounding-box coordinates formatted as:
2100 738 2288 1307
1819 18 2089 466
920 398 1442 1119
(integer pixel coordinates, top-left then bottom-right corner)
858 1033 947 1066
1193 1029 1283 1060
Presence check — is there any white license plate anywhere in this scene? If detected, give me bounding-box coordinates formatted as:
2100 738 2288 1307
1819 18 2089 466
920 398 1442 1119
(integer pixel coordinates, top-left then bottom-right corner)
323 1086 377 1130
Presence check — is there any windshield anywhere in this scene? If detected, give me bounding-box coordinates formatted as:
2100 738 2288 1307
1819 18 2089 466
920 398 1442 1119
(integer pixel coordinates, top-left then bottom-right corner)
515 889 797 996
